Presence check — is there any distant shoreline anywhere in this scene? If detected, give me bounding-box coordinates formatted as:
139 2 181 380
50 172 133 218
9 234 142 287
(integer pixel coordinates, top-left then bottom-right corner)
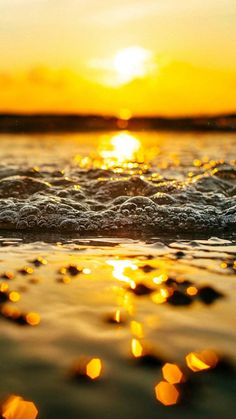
0 113 236 133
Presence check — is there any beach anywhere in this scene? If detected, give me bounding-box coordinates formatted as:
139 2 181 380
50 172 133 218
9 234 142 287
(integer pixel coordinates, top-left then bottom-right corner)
0 131 235 418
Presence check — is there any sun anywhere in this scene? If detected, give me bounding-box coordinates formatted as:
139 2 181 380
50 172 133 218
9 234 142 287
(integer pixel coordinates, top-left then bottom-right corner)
113 46 153 84
89 45 155 87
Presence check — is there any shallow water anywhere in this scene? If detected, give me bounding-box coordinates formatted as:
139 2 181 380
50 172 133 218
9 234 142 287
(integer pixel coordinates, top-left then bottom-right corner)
0 131 235 418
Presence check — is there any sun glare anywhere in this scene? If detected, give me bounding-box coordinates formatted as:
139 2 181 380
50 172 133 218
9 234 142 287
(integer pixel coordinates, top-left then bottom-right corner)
100 133 141 165
113 46 153 84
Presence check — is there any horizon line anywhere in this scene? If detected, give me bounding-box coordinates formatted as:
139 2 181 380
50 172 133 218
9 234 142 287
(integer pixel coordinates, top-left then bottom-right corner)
0 112 236 133
0 111 236 119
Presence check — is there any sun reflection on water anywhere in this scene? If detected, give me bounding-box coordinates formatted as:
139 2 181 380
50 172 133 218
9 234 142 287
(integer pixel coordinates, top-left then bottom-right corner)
99 132 143 170
107 259 137 289
74 131 159 173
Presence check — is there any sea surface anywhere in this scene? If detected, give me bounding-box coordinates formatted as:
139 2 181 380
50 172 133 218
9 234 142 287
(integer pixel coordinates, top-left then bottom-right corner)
0 131 235 418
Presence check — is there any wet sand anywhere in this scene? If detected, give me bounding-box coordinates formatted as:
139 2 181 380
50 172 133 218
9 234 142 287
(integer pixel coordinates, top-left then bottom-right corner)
0 236 236 418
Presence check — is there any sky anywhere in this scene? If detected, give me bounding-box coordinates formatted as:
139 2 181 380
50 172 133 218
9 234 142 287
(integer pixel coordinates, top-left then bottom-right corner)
0 0 236 116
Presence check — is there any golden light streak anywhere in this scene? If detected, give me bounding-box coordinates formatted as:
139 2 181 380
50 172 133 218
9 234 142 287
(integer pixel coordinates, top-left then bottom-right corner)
114 309 121 323
131 338 143 358
107 259 137 289
117 290 135 316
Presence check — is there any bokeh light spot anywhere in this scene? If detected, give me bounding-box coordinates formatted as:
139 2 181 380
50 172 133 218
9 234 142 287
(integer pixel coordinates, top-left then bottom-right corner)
155 381 180 406
2 395 38 419
86 358 102 380
131 338 143 358
186 350 218 372
162 363 185 384
26 312 41 326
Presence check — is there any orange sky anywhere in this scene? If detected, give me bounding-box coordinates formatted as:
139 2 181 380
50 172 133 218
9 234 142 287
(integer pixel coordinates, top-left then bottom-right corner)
1 0 236 116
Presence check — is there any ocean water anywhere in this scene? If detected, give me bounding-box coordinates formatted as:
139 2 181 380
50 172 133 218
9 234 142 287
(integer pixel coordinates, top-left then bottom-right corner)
0 131 235 419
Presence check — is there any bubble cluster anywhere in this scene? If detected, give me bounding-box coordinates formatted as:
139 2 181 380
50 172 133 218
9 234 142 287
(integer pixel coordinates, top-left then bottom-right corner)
0 163 235 234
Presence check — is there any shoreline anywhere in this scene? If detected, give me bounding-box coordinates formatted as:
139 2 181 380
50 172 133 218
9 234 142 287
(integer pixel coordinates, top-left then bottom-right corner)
0 113 236 133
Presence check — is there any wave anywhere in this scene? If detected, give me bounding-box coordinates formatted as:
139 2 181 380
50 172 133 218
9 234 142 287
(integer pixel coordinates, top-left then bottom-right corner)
0 161 235 235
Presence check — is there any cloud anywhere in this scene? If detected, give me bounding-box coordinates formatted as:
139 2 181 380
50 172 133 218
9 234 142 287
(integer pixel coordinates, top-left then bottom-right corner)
0 61 236 116
26 67 71 88
0 66 77 89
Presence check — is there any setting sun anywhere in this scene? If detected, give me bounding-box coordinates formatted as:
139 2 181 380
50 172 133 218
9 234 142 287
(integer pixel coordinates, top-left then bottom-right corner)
1 1 236 115
113 46 153 84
